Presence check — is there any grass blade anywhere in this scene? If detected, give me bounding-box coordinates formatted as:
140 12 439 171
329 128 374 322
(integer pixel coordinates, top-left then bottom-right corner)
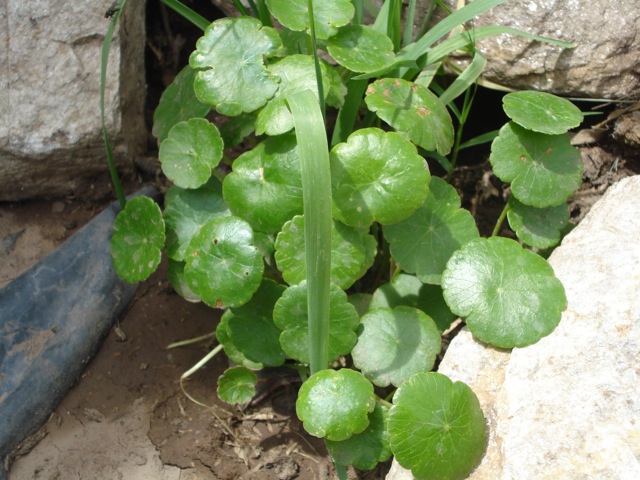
160 0 210 31
286 91 332 375
439 51 486 105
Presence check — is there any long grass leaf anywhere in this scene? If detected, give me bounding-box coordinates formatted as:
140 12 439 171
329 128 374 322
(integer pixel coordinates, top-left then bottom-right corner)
160 0 210 31
439 51 486 105
286 91 332 375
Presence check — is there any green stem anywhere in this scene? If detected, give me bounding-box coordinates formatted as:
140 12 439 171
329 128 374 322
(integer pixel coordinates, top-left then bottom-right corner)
159 0 210 31
101 0 129 209
166 332 216 350
306 0 325 117
492 198 511 237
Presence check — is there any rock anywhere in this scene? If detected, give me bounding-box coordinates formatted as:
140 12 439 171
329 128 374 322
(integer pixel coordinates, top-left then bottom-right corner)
0 1 146 201
387 175 640 479
435 0 640 100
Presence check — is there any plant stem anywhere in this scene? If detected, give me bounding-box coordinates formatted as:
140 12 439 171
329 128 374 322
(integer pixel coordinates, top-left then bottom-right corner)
492 198 511 237
160 0 210 31
306 0 325 118
166 332 216 350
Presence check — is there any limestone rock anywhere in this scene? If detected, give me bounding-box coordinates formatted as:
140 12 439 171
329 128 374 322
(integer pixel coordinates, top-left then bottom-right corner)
387 175 640 479
0 1 146 201
437 0 640 99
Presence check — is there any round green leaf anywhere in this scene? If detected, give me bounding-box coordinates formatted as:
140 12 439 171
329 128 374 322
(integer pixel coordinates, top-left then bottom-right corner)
256 55 330 136
384 177 479 284
266 0 354 40
216 313 264 370
323 59 347 108
167 259 201 303
184 216 264 309
441 237 567 348
164 178 230 261
507 197 569 249
365 78 454 155
490 122 583 207
217 366 258 405
371 274 456 332
226 279 286 367
352 307 441 388
503 91 583 135
331 128 430 228
223 133 303 234
110 196 164 283
326 402 391 470
273 282 360 365
389 372 487 480
152 65 211 145
296 369 376 441
189 17 282 116
327 25 395 73
159 118 224 189
275 215 377 289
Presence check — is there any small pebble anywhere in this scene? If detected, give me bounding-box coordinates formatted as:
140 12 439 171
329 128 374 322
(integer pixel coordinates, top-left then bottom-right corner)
51 201 65 213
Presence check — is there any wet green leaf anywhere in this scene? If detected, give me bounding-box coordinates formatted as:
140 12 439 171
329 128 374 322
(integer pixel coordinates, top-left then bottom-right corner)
327 25 395 73
371 274 456 332
164 178 230 261
352 307 441 387
159 118 223 189
442 237 567 348
190 17 282 116
184 216 264 309
326 402 392 470
152 65 210 145
217 366 257 405
266 0 354 39
273 282 359 365
365 78 454 155
226 279 286 367
275 215 377 290
223 133 303 234
503 91 583 135
167 259 201 303
507 198 569 249
296 369 376 441
389 372 487 480
331 128 430 228
490 122 583 207
384 177 479 284
111 196 164 283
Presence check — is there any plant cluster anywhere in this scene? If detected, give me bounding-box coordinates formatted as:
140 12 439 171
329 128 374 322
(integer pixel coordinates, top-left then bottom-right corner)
107 0 583 478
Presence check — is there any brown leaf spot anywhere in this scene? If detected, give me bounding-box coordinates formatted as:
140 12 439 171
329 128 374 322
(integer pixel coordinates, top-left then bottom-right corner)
215 300 224 309
545 147 553 154
417 106 431 117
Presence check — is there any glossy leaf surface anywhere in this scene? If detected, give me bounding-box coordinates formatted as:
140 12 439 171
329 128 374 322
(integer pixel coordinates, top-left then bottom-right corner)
216 313 263 370
365 78 454 155
327 25 395 73
352 307 441 387
164 178 230 261
159 118 223 189
326 402 392 470
371 274 456 332
507 198 569 249
266 0 354 39
389 372 487 480
442 237 567 348
331 128 430 228
273 282 359 365
111 196 164 283
190 17 282 116
385 177 479 284
167 259 201 303
184 216 264 309
490 122 582 207
296 369 375 441
217 366 257 405
503 91 583 135
275 215 376 290
226 279 286 367
223 133 303 234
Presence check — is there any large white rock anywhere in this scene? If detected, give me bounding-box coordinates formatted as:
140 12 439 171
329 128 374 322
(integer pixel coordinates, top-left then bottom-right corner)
388 175 640 479
0 0 146 200
437 0 640 99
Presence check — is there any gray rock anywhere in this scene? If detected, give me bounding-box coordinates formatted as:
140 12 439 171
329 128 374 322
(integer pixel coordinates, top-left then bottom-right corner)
0 1 146 201
387 175 640 479
436 0 640 100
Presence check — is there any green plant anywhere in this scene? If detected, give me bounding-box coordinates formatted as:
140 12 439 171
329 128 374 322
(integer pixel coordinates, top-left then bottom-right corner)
106 1 582 478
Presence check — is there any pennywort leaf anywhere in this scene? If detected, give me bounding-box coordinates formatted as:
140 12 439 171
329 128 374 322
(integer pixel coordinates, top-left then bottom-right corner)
266 0 354 40
217 366 257 405
503 90 583 135
327 25 395 73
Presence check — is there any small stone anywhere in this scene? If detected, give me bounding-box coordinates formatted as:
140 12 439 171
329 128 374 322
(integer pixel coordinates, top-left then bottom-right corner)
51 201 65 213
